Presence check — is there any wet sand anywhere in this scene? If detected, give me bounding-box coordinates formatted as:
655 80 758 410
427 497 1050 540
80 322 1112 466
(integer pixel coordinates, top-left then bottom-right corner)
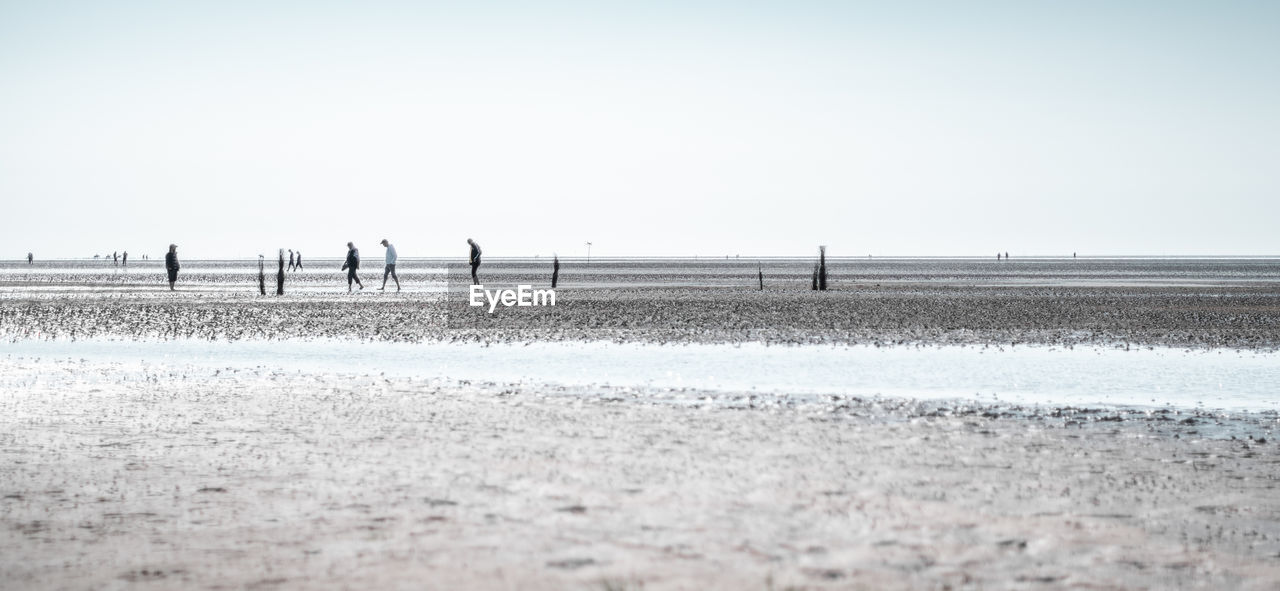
3 258 1280 349
2 357 1279 589
3 258 1280 588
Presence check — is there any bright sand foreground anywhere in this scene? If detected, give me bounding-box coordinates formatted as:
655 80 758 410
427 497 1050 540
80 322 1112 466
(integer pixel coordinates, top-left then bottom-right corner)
3 356 1280 590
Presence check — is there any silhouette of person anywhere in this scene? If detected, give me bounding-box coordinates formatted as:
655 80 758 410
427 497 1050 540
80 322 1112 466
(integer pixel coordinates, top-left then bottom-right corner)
27 252 33 265
467 238 482 285
379 239 400 292
165 244 180 290
122 251 127 266
288 249 295 272
997 253 1001 261
341 242 363 292
113 251 118 266
295 251 302 271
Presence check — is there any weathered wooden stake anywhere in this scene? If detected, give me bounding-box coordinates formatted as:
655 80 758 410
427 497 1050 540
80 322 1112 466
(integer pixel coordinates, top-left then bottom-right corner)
258 255 266 295
818 245 828 291
552 255 560 288
276 249 285 295
758 263 763 290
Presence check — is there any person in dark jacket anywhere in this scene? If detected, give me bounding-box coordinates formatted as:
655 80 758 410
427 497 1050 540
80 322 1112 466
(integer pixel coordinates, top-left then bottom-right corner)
287 249 295 272
467 238 482 285
341 242 363 292
295 250 303 271
165 244 179 290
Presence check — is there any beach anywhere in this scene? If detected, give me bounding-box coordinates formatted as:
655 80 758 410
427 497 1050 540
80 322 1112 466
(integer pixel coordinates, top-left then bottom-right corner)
3 258 1280 589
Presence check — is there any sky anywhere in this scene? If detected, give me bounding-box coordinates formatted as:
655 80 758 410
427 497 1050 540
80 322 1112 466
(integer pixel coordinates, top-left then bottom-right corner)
1 1 1277 259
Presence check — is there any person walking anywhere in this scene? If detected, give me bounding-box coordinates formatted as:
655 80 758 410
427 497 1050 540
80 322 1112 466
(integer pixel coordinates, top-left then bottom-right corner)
113 251 119 266
287 249 296 272
27 252 33 265
295 250 303 271
379 239 400 292
164 244 180 290
467 238 482 285
122 251 128 266
341 242 363 292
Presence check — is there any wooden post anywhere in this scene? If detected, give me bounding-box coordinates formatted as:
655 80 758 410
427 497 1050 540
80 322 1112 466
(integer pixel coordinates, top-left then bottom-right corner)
552 255 560 288
818 245 827 291
276 249 285 295
258 255 266 295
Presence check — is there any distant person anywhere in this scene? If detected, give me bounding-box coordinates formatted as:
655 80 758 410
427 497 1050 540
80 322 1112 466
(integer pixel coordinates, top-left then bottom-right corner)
997 252 1001 261
1005 251 1009 260
379 239 400 292
165 244 180 290
1073 252 1077 259
295 251 303 271
113 251 119 266
27 252 33 265
341 242 363 292
122 251 128 266
467 238 482 285
288 249 296 272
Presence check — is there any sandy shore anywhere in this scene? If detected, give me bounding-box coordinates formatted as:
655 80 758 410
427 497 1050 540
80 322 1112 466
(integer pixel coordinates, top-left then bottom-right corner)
3 356 1280 589
3 258 1280 588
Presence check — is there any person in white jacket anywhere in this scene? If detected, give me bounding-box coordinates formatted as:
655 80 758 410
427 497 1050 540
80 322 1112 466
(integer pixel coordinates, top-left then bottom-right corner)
379 239 400 292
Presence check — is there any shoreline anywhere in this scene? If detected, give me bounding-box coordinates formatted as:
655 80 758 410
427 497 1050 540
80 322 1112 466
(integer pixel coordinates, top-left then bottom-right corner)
4 336 1280 415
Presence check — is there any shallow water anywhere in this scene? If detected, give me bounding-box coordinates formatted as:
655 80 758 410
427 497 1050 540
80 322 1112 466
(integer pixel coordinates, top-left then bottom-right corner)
3 339 1276 413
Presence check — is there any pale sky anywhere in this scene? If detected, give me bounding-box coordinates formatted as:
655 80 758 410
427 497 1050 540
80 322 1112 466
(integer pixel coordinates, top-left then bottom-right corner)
2 1 1277 259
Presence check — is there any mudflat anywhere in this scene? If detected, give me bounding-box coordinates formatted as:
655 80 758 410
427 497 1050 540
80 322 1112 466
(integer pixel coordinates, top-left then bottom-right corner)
3 257 1280 349
2 258 1279 588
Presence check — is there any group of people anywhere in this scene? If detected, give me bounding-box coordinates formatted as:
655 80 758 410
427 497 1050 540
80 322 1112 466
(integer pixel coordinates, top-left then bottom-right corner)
100 250 149 263
287 250 304 272
161 238 482 292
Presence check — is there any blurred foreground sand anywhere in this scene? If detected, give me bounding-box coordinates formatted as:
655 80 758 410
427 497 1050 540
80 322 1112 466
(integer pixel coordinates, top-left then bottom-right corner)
3 358 1279 589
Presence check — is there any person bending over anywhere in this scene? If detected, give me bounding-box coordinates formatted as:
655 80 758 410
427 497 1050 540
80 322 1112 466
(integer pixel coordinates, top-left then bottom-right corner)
467 238 482 285
341 242 363 292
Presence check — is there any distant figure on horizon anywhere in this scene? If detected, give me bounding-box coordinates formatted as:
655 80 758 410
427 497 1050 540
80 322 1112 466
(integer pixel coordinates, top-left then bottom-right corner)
378 239 400 292
122 251 128 266
295 251 302 271
165 244 180 290
1073 252 1077 259
27 252 33 265
341 242 363 292
467 238 482 285
287 249 296 272
1005 251 1009 260
113 251 119 266
997 252 1001 261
